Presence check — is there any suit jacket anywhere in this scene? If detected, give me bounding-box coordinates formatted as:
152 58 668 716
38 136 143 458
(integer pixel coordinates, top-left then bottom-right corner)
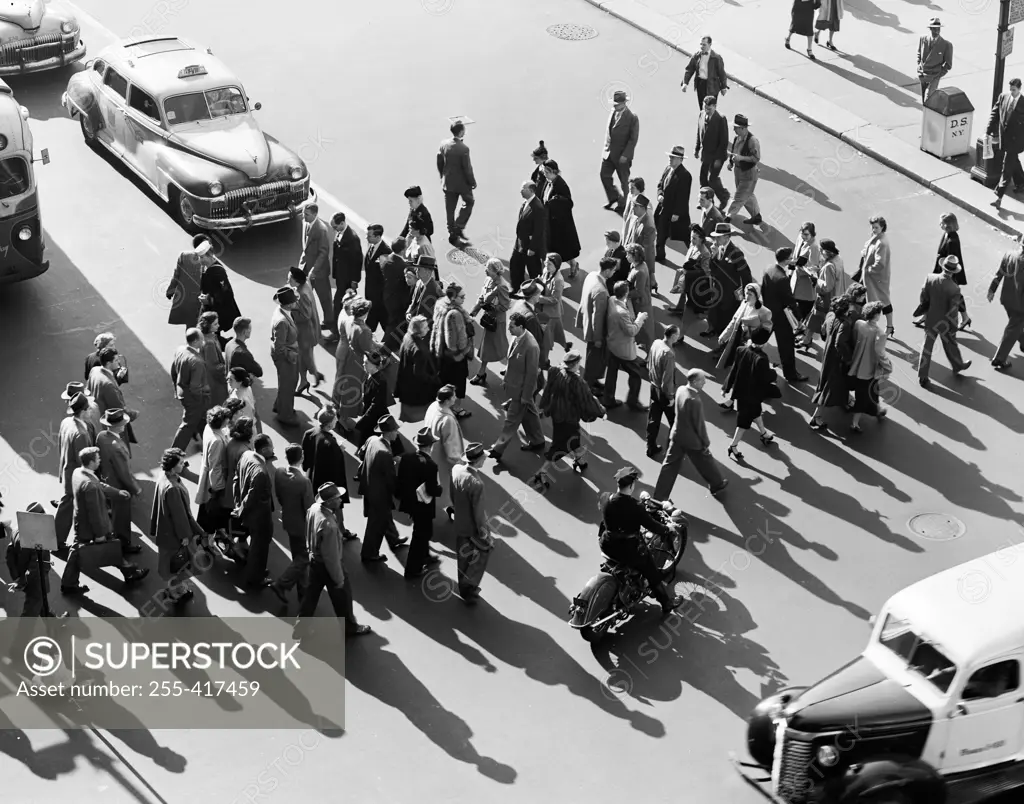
760 264 799 330
395 450 443 517
72 467 117 542
667 385 710 453
503 331 540 402
603 107 640 163
699 204 726 236
695 109 729 165
918 34 952 78
270 308 299 363
655 165 692 235
224 338 264 378
301 426 349 496
300 217 331 278
508 299 544 347
514 195 547 254
914 274 963 331
988 92 1024 155
990 250 1024 312
233 451 273 522
331 225 364 289
381 254 411 320
623 208 658 262
606 298 643 361
58 415 94 492
437 137 476 194
87 366 128 415
96 429 139 494
408 277 443 320
362 243 390 304
450 464 489 541
683 49 728 98
576 272 610 343
275 465 313 536
359 435 396 513
170 345 209 398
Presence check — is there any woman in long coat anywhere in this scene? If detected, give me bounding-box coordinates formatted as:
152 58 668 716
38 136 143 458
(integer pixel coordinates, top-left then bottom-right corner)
301 407 356 540
916 212 970 329
786 0 820 58
808 287 864 431
790 222 821 327
536 253 570 366
151 448 205 603
198 311 229 406
469 259 511 386
166 245 204 327
431 284 475 419
396 315 441 416
723 326 779 460
530 141 549 199
857 215 894 335
287 267 322 393
848 300 890 432
199 255 241 339
803 238 849 348
624 245 654 349
717 283 773 376
217 416 254 560
333 297 376 418
541 160 582 276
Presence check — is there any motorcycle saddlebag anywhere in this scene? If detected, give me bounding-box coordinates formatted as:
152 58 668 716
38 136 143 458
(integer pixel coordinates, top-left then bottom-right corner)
568 572 619 627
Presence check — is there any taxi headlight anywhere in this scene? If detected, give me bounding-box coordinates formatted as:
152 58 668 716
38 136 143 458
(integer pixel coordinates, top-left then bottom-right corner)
816 745 839 767
60 20 79 34
18 226 32 241
288 164 303 181
208 181 223 196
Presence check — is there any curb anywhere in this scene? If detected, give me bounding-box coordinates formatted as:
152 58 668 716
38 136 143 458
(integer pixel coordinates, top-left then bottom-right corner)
584 0 1021 238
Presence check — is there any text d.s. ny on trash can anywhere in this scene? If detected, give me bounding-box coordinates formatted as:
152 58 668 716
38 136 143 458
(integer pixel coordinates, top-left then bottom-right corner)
921 87 975 159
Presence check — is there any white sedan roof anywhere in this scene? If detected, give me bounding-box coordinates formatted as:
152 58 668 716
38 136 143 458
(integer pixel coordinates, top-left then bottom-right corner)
98 37 241 97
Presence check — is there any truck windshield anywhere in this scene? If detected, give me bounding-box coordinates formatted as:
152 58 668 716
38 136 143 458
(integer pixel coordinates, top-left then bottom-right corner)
878 613 957 693
164 87 247 125
0 156 29 201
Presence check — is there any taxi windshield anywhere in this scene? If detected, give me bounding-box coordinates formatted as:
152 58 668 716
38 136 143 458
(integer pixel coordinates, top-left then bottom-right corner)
163 87 247 125
878 613 958 693
0 157 29 200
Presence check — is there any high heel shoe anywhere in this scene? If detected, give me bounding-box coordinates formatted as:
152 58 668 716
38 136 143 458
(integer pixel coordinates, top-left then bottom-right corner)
469 373 487 387
784 39 792 49
760 432 775 446
807 48 816 60
727 445 743 461
719 400 735 411
813 32 820 44
886 326 895 337
313 372 325 387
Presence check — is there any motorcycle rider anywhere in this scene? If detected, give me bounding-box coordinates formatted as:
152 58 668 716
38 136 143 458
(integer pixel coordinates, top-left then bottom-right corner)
599 466 684 617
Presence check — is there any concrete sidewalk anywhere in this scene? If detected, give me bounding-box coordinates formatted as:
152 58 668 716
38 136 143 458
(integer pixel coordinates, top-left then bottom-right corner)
581 0 1024 236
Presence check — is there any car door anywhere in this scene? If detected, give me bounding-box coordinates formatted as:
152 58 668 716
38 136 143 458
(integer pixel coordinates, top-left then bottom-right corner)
942 657 1024 772
123 84 164 188
97 65 129 156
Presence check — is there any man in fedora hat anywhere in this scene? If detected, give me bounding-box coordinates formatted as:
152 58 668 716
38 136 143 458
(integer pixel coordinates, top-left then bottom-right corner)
695 94 730 210
269 443 314 608
601 90 640 212
510 180 547 289
396 427 444 579
54 389 96 551
450 442 491 602
300 203 333 332
988 78 1024 208
989 234 1024 371
359 414 408 562
624 193 659 292
726 114 761 226
169 328 211 451
96 408 142 555
59 380 101 437
705 223 752 338
400 185 435 243
577 257 617 392
509 280 546 362
231 433 277 589
918 17 952 104
681 35 729 110
87 347 139 427
407 254 444 322
915 255 971 387
270 286 301 426
490 312 545 459
697 186 726 236
295 482 372 639
654 146 692 268
437 119 477 248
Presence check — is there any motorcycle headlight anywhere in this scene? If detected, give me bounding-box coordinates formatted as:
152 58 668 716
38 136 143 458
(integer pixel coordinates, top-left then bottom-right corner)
61 20 79 34
816 745 839 767
208 181 223 196
18 226 32 241
288 164 303 181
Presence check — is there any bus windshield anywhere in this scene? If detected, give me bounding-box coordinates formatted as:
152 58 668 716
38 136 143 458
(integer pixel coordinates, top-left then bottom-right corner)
0 156 29 200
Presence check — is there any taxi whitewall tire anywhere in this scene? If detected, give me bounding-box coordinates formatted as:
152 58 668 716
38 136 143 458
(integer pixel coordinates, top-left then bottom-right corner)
79 115 96 144
170 186 200 233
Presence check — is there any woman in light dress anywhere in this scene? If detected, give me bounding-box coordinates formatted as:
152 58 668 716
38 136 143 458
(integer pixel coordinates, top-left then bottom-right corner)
424 385 466 520
789 222 821 346
536 253 570 368
624 244 654 350
333 297 378 421
469 259 511 386
287 266 323 394
857 215 894 336
227 367 261 433
814 0 843 50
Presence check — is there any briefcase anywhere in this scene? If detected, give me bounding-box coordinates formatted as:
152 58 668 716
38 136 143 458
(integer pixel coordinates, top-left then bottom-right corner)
76 538 124 571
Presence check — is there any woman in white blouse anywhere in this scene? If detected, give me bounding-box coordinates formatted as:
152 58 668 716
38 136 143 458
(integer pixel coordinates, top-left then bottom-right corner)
227 367 261 433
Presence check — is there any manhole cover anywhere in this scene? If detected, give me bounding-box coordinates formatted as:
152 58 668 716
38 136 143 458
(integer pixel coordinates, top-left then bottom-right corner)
547 23 599 41
446 247 487 266
907 513 966 541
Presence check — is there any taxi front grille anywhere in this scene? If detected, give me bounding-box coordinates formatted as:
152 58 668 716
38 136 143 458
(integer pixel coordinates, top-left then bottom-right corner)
0 33 77 66
210 179 307 219
776 731 814 803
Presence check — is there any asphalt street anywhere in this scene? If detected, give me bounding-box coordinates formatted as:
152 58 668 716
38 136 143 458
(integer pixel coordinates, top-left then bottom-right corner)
0 0 1021 802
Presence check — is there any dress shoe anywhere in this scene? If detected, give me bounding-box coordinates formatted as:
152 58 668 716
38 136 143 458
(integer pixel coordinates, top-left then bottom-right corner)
723 215 731 223
992 194 1003 208
954 360 972 374
744 214 763 226
786 373 809 383
992 359 1013 371
603 199 620 211
487 448 503 461
391 537 409 549
919 377 931 389
520 441 546 452
445 506 455 521
123 567 149 585
361 554 387 564
710 479 730 496
122 543 143 555
343 529 359 541
61 584 89 596
647 444 664 458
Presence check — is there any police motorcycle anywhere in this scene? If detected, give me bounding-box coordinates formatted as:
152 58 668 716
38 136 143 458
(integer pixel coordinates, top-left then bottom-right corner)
567 491 688 643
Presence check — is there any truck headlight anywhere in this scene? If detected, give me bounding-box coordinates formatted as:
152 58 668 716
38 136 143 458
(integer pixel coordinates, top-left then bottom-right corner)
60 20 79 34
208 181 223 196
288 165 303 180
816 745 839 767
18 226 32 241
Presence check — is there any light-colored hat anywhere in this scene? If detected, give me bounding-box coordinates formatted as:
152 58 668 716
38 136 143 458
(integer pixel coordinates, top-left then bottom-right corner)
194 240 212 256
317 482 342 501
940 255 962 273
928 16 942 27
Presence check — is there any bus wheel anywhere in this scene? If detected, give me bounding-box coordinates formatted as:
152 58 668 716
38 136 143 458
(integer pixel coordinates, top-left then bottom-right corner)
170 187 199 233
80 115 96 144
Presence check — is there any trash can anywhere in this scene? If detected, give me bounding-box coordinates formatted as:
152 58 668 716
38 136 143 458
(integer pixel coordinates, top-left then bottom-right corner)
921 88 975 158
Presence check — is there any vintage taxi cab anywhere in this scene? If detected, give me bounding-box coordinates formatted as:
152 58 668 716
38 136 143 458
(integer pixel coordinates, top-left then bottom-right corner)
734 549 1024 804
0 0 85 75
61 36 313 231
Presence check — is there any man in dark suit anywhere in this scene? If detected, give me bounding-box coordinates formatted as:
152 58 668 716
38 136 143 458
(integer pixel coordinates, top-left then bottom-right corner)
681 36 729 110
400 186 434 242
654 146 692 263
359 415 407 562
915 255 971 387
224 317 264 378
761 247 809 383
989 78 1024 208
695 95 731 209
697 187 726 236
270 443 314 606
363 234 394 335
396 427 444 579
299 203 333 334
169 328 211 451
327 212 364 338
232 434 276 589
601 90 640 211
95 408 142 554
407 255 444 322
489 312 545 459
705 225 752 338
437 120 476 247
381 248 411 349
988 235 1024 370
510 180 547 288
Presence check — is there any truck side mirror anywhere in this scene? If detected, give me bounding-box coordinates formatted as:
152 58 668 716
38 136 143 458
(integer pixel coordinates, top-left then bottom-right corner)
40 148 49 165
253 102 262 111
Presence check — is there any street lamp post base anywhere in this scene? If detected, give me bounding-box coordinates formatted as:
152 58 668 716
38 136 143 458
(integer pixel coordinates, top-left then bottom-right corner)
970 137 1002 188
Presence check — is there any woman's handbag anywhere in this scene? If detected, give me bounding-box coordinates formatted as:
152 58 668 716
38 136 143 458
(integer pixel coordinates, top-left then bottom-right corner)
479 303 498 332
171 536 214 575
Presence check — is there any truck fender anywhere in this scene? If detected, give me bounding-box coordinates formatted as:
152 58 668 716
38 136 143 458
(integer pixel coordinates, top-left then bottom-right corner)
838 756 946 804
569 572 619 627
746 687 808 767
63 76 103 133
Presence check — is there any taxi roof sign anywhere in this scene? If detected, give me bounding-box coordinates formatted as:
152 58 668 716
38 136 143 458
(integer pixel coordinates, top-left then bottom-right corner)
177 64 208 79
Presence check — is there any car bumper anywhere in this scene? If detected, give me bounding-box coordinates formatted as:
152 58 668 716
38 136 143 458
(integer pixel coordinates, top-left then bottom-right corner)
0 259 49 285
192 187 316 230
729 754 787 803
0 40 86 75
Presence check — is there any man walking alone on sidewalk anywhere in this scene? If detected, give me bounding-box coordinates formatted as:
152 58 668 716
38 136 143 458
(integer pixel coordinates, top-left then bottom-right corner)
989 235 1024 371
917 18 952 104
681 36 729 111
437 120 476 247
601 91 640 213
988 78 1024 209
